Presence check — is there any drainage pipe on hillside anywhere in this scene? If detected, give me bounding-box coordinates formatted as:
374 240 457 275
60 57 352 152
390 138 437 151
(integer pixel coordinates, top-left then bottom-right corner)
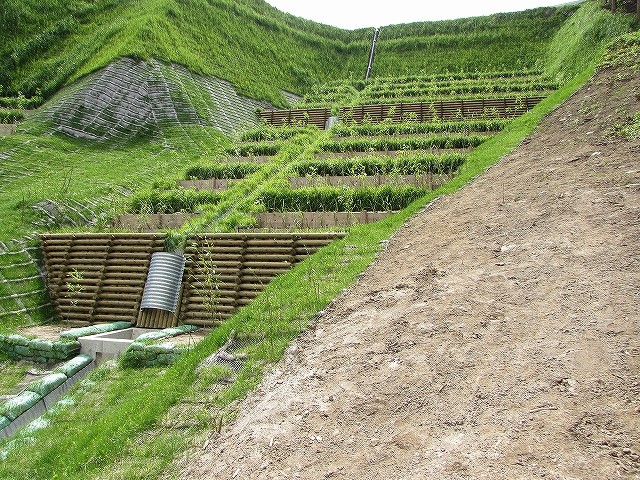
365 27 381 80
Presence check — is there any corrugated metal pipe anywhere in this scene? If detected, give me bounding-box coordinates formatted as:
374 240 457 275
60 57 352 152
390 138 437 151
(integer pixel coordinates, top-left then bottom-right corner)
140 252 186 313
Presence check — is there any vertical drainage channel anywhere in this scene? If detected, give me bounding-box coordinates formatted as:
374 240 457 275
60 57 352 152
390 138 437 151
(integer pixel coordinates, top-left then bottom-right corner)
365 27 381 80
138 252 186 328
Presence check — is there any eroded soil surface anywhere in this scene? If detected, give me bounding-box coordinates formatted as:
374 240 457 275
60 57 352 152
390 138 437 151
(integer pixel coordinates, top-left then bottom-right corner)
182 66 640 479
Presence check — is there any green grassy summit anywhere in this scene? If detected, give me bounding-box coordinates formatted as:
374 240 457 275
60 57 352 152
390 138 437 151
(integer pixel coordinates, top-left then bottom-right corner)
1 0 586 106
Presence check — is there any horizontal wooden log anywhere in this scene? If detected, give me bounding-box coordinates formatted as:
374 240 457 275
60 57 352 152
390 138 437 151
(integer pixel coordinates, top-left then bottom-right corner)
184 296 237 305
91 313 136 322
182 310 234 320
93 307 138 314
238 283 268 291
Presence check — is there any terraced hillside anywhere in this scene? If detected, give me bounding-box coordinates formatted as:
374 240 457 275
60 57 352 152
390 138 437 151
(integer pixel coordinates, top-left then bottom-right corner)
119 69 555 237
0 0 638 478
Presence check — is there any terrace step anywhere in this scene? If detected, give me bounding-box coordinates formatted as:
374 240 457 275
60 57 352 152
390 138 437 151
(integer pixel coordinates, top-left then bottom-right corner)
259 96 545 128
253 211 397 229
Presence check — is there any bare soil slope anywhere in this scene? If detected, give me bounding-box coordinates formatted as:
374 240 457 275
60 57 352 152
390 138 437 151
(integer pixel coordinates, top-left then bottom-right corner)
182 66 640 479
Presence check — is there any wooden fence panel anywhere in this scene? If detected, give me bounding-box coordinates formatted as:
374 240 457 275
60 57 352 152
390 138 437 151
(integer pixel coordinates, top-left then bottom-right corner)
258 97 543 129
254 211 396 229
258 108 330 128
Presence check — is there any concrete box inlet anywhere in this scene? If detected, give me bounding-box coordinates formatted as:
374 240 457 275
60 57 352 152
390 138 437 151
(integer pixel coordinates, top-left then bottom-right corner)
79 328 153 365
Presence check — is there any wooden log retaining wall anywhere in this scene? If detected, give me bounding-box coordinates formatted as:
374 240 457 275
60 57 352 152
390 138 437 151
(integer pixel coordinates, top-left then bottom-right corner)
179 179 232 191
258 96 544 128
341 97 544 123
179 232 344 327
258 108 330 129
41 233 165 325
115 213 197 232
40 232 345 327
288 172 451 190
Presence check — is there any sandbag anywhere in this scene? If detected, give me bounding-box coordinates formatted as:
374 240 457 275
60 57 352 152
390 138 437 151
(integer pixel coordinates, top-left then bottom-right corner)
26 373 67 397
0 391 41 421
54 354 93 378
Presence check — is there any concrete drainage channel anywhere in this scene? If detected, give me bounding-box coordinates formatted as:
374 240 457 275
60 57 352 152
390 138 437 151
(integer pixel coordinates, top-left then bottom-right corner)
79 328 155 365
0 322 200 439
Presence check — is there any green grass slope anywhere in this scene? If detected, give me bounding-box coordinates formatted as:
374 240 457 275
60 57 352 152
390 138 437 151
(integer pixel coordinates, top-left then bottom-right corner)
2 0 588 107
373 5 580 75
0 0 370 106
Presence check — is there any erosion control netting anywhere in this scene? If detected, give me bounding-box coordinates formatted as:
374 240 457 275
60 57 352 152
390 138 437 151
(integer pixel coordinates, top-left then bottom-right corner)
0 239 53 327
29 57 272 144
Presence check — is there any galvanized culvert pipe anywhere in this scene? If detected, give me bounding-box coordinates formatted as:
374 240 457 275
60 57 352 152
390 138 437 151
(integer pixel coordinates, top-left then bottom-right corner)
140 252 186 313
365 27 381 80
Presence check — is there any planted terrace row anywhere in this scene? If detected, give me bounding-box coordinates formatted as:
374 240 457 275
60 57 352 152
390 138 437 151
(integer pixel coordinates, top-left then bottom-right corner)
229 133 487 157
240 118 507 143
363 75 556 94
128 152 467 216
300 90 553 109
299 70 552 107
187 152 467 180
305 69 545 101
0 109 25 124
301 80 556 108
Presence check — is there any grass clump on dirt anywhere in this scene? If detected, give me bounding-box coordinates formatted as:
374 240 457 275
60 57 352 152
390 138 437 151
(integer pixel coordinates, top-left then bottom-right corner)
0 357 30 397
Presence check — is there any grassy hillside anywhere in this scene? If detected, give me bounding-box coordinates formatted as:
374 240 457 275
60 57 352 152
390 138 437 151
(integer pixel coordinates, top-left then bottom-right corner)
0 0 370 106
372 5 580 75
2 0 585 107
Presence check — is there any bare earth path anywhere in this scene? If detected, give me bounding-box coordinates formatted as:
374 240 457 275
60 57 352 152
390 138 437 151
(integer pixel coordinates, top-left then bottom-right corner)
182 66 640 479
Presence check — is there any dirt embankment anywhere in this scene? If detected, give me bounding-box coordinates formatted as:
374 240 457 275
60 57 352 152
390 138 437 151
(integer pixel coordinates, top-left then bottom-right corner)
181 65 640 479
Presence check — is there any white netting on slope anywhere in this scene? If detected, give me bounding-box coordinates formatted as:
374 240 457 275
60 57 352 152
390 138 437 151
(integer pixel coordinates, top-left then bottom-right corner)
29 57 272 145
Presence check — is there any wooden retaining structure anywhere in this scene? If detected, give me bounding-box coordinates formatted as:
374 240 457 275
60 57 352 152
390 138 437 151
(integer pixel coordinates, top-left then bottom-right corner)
340 97 544 123
258 108 330 129
40 233 165 325
288 173 451 190
259 96 544 128
115 213 198 231
40 232 345 328
178 179 232 191
179 232 344 327
254 211 396 229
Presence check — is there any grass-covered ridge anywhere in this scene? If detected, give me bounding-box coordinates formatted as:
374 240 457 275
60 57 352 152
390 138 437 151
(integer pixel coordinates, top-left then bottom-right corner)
1 0 587 107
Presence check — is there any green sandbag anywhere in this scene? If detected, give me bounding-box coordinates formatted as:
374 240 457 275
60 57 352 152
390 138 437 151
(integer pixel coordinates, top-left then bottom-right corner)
30 339 54 352
0 391 41 421
0 415 10 430
145 342 176 354
134 331 168 343
26 373 67 397
52 341 81 355
54 354 93 378
4 334 30 347
137 324 198 343
59 321 132 340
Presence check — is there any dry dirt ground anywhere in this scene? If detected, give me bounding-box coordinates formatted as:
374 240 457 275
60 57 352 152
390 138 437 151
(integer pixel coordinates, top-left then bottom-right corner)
182 66 640 479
